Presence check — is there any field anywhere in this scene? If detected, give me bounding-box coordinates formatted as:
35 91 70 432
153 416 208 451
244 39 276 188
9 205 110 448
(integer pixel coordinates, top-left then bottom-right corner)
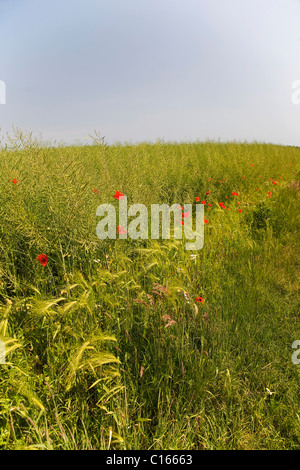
0 131 299 450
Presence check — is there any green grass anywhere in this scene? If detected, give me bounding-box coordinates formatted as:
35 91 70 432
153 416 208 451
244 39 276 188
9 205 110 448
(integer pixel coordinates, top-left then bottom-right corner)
0 130 299 449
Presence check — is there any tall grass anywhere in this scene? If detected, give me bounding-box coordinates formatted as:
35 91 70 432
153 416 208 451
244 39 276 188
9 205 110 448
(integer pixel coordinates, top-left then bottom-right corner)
0 130 299 449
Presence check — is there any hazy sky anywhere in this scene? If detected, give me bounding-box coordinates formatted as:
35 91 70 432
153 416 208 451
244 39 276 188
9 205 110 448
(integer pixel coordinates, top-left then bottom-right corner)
1 0 300 146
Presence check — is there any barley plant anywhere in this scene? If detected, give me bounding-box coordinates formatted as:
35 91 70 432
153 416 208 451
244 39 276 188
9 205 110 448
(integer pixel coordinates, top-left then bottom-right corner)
0 129 299 449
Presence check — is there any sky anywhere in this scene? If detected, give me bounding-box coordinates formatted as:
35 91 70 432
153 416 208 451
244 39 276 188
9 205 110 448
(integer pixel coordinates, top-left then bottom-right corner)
0 0 300 146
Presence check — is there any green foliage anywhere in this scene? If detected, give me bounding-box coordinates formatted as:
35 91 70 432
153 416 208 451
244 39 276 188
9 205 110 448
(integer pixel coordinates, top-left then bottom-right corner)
0 131 299 449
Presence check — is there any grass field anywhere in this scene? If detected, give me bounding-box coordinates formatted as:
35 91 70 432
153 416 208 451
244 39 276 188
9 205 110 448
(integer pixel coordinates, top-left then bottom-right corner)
0 130 299 450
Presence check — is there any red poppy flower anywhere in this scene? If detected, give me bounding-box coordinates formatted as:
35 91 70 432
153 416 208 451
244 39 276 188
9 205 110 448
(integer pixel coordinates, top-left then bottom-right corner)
238 209 242 213
207 203 212 207
204 219 209 224
195 197 200 202
93 188 99 194
251 163 254 166
205 191 210 195
117 226 126 234
232 192 239 196
113 191 124 200
195 296 203 303
36 254 48 266
219 202 225 207
201 200 206 204
177 219 184 225
242 176 245 179
267 191 272 197
11 178 18 184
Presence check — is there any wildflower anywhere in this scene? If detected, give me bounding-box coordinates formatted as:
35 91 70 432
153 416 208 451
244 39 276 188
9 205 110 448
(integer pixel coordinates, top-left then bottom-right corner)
238 209 242 213
176 218 184 225
113 190 124 200
117 226 126 234
190 254 198 260
195 197 200 202
267 191 272 197
11 178 18 184
184 292 191 303
204 219 209 224
201 200 206 204
232 192 239 196
36 254 48 266
207 203 212 207
251 163 254 166
93 188 99 194
195 296 203 303
164 319 177 328
205 191 210 195
242 176 245 179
